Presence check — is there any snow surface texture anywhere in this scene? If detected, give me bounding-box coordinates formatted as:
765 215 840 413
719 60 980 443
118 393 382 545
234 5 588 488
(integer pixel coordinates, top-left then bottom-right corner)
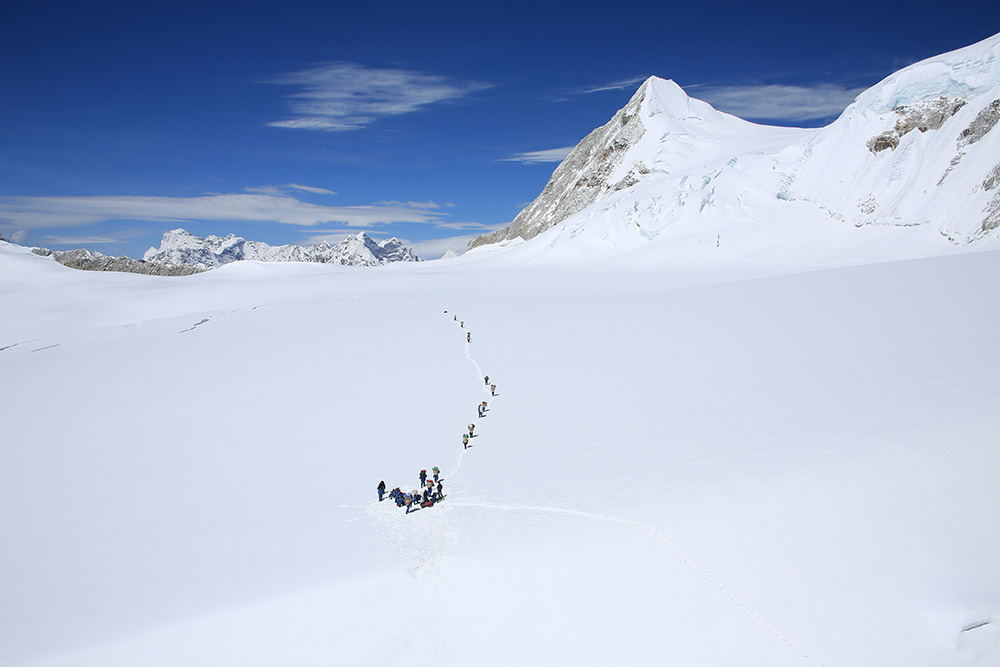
143 228 421 270
469 33 1000 262
2 234 1000 666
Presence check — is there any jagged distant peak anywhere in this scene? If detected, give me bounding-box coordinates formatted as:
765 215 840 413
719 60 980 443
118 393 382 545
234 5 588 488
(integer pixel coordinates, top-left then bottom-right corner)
163 227 212 242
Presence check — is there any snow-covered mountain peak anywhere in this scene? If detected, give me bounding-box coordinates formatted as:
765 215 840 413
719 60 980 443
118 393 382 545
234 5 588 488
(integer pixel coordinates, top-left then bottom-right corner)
156 228 210 250
467 72 805 251
642 76 714 121
467 77 656 249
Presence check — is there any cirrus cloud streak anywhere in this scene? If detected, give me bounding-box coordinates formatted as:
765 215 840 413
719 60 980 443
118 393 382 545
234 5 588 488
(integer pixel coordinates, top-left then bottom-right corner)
0 194 446 231
692 83 866 122
500 146 575 164
266 63 491 132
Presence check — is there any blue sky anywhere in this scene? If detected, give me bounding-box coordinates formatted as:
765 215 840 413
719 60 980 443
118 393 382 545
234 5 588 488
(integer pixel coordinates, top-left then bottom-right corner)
1 0 998 259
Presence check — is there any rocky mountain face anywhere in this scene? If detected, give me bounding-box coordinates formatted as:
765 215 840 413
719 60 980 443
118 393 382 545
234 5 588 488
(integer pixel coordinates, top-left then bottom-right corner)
143 229 421 271
470 33 1000 261
31 247 203 276
469 80 651 249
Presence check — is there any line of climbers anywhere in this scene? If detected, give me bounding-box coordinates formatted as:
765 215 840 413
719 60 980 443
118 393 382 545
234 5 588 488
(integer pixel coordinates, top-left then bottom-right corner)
374 310 498 514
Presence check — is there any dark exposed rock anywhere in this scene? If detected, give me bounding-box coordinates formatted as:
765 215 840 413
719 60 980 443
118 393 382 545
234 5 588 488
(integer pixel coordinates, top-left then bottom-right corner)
958 99 1000 147
33 247 203 276
982 162 1000 233
937 153 966 186
867 133 900 154
983 194 1000 232
866 96 966 154
898 97 967 133
984 163 1000 191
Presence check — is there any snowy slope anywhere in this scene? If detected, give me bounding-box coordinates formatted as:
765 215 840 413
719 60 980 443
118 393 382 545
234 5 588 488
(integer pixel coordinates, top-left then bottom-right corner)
791 34 1000 243
471 33 1000 269
2 240 998 667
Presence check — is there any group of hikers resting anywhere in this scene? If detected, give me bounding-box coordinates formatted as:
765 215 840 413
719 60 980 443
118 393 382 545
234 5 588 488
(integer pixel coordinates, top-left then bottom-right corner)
377 467 444 513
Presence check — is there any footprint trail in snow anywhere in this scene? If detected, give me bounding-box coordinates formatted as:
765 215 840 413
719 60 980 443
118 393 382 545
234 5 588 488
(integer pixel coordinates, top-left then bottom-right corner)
369 310 837 667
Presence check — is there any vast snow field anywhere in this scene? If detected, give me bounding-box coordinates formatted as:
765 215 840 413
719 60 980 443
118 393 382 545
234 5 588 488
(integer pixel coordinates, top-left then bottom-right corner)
2 240 999 666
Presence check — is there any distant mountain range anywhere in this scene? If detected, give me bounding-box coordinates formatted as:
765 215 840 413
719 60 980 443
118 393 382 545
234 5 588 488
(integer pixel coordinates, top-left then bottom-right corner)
20 229 421 275
31 246 203 276
143 229 421 271
469 33 1000 266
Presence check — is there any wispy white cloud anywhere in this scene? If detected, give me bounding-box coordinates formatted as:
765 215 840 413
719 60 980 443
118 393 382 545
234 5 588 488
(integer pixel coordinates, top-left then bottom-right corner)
32 234 123 246
245 183 338 196
372 200 452 209
499 146 575 165
690 83 865 122
266 63 491 132
243 185 285 196
571 76 648 95
432 220 495 231
287 183 337 195
0 194 446 231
